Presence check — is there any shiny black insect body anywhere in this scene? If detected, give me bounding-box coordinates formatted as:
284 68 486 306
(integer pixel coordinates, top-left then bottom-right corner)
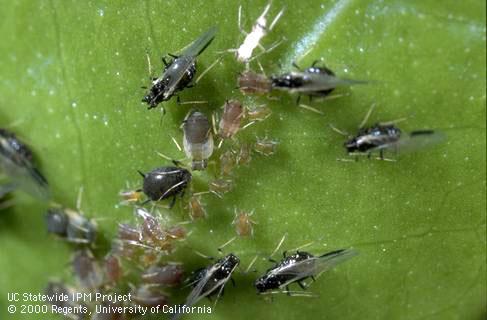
172 254 239 320
254 249 357 293
345 125 444 159
138 166 191 205
45 208 97 244
142 26 217 109
0 128 49 199
345 124 402 154
188 254 239 298
271 62 365 103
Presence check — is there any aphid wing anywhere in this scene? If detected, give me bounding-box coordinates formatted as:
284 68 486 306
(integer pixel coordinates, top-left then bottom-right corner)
0 154 49 200
297 73 367 92
382 130 446 154
312 249 358 277
181 26 218 57
275 249 358 289
183 265 218 308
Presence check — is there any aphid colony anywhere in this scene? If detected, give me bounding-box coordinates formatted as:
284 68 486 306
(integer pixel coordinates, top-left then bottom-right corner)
1 2 448 319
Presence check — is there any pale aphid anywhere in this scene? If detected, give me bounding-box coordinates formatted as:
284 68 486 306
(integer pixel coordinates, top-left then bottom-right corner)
232 3 285 63
232 209 256 237
182 110 214 170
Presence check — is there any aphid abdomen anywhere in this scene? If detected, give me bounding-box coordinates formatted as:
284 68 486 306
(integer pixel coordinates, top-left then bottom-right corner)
141 167 191 201
72 249 103 289
238 71 272 95
305 66 336 96
174 59 197 91
183 111 214 170
142 264 184 287
183 139 214 170
219 100 243 139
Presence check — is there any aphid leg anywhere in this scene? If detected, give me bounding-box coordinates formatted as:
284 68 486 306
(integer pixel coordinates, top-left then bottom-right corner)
76 186 84 212
336 157 356 162
297 280 308 290
268 257 278 264
311 276 316 282
195 56 222 84
358 103 376 129
248 38 286 63
211 113 218 136
311 60 320 67
230 277 236 287
286 286 291 296
298 104 324 115
282 250 287 258
292 62 302 71
168 196 177 209
296 95 301 105
237 5 249 36
170 136 182 152
252 62 264 79
268 7 285 31
168 53 178 59
161 56 169 67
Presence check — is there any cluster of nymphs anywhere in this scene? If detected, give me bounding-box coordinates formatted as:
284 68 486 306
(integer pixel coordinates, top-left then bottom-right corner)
0 3 447 320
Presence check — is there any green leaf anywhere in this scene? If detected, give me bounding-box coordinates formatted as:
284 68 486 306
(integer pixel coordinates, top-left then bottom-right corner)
0 0 485 319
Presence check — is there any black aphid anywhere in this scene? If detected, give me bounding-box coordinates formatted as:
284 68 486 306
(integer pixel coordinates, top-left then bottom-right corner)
142 26 217 109
345 125 445 159
172 254 240 319
138 165 191 205
254 249 357 293
270 62 366 102
45 207 97 244
0 128 49 200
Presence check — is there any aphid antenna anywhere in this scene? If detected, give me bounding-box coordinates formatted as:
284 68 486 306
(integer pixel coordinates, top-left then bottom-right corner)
177 99 209 105
195 56 222 84
289 241 315 253
378 117 408 126
270 233 287 258
155 151 184 165
268 6 286 31
217 236 237 253
358 103 377 129
298 104 324 115
260 290 319 298
237 5 248 36
328 124 349 137
145 50 153 78
193 250 214 260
